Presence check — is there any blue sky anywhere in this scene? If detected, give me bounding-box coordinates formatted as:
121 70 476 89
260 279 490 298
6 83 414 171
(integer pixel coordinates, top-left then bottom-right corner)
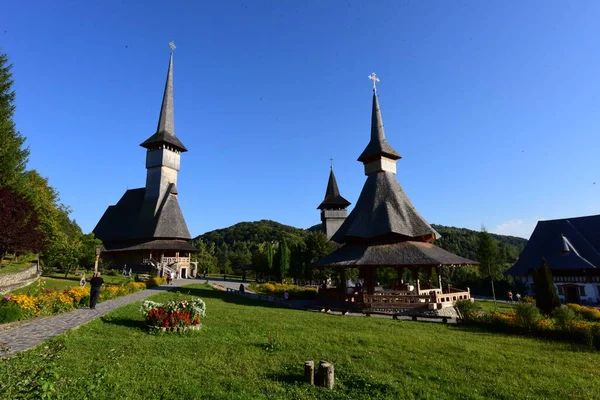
3 1 600 239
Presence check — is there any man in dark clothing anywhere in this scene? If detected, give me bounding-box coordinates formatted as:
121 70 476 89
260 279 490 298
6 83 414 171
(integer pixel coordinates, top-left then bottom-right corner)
90 272 104 309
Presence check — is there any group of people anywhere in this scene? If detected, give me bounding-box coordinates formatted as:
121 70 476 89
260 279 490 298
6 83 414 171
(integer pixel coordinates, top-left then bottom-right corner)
507 291 522 303
166 271 178 284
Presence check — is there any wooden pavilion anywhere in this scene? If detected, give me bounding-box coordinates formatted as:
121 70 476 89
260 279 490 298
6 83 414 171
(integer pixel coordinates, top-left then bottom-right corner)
313 75 478 312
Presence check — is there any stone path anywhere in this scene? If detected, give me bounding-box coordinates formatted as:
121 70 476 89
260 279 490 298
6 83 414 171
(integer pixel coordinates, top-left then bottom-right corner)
0 279 192 357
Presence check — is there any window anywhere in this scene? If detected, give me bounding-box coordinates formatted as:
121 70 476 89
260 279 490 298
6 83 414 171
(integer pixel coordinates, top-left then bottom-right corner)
557 286 564 295
578 286 586 296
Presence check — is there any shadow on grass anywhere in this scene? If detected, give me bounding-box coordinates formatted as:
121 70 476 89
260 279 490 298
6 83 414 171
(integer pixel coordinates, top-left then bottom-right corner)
100 315 146 331
167 285 296 311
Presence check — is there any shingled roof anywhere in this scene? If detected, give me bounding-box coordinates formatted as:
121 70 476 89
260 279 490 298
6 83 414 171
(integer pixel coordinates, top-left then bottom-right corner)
317 168 351 210
140 53 188 152
357 93 401 163
314 240 477 268
331 171 440 244
506 215 600 275
93 183 191 243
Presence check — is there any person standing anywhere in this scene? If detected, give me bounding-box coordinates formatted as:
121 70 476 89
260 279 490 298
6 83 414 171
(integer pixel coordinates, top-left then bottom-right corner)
90 272 104 310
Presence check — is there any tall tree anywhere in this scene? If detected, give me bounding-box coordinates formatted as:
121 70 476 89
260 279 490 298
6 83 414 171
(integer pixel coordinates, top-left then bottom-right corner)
0 187 45 259
478 226 501 302
276 239 290 282
0 50 29 188
193 239 219 276
266 242 274 280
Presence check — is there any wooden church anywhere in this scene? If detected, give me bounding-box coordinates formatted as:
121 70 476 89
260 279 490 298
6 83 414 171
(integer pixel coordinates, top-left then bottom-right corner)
93 47 197 278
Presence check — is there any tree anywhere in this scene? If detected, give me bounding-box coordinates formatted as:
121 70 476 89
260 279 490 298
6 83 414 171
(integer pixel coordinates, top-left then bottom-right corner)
78 233 101 269
276 239 291 282
0 187 45 259
0 50 29 188
533 258 561 314
478 226 501 302
193 239 218 275
266 242 274 280
251 243 270 280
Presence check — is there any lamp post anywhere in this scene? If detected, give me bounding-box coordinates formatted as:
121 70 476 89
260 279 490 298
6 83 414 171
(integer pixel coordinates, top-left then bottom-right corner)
94 246 101 274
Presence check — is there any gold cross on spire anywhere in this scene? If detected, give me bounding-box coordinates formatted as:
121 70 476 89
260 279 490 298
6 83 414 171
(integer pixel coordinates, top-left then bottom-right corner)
169 40 176 52
368 72 380 92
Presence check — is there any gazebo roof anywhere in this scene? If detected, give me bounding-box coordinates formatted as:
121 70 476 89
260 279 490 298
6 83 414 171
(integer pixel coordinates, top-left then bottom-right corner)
313 240 478 268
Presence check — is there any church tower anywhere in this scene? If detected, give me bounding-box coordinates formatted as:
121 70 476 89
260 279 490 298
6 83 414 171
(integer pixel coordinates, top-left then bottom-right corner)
140 47 187 210
317 164 351 239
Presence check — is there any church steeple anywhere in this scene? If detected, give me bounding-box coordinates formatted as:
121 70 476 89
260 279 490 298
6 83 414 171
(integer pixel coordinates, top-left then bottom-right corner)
357 73 401 175
317 166 351 210
318 162 350 239
143 43 186 203
140 45 187 153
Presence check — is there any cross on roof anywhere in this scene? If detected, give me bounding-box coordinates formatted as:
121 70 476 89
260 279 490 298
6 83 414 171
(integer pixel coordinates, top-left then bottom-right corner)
368 72 380 92
169 41 176 52
329 157 334 169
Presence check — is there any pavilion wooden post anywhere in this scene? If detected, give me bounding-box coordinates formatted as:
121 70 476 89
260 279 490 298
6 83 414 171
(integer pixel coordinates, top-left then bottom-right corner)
339 268 347 300
436 266 442 289
93 246 101 274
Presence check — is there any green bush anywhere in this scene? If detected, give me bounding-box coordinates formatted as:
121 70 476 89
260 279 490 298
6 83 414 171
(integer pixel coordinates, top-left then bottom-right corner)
0 304 23 323
552 305 577 331
514 302 541 330
105 269 119 276
454 299 479 321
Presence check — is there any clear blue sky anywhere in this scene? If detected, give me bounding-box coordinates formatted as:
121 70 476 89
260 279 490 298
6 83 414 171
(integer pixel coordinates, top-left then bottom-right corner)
3 1 600 239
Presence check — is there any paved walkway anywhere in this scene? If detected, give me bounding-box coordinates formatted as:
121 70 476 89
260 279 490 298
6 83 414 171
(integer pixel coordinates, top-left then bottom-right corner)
0 279 193 357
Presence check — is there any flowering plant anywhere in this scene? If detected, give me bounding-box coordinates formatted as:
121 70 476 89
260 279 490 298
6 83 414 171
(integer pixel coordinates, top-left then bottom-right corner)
140 298 206 330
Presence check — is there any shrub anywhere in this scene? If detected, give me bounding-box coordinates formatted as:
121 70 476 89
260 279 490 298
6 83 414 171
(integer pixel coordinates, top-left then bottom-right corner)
514 302 541 330
568 303 600 322
453 299 479 322
552 305 577 331
105 269 119 276
249 282 318 300
145 277 166 288
532 259 560 315
140 298 206 329
0 303 23 323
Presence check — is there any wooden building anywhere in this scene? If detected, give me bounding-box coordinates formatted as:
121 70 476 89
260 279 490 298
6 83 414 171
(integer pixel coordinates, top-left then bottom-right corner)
317 166 351 239
93 48 197 278
313 75 477 312
506 215 600 304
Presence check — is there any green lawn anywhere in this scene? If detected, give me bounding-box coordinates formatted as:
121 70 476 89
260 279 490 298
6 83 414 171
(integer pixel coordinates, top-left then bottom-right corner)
0 260 33 275
9 273 132 295
475 300 516 313
2 284 600 399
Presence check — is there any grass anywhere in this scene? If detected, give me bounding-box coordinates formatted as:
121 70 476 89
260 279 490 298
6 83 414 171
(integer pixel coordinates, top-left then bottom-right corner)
475 300 516 313
2 284 600 399
0 259 34 275
9 273 131 295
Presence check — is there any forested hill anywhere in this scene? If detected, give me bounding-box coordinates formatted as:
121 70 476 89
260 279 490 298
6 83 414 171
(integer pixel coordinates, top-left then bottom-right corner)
194 220 527 264
431 224 527 263
195 220 308 248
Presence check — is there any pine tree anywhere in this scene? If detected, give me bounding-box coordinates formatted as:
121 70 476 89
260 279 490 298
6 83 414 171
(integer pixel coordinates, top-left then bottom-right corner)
533 258 561 314
0 50 29 188
276 239 290 282
266 242 274 280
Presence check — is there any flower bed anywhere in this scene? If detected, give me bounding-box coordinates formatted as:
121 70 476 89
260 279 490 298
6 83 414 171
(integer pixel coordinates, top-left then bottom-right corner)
0 280 156 324
455 300 600 349
249 283 318 300
140 298 206 332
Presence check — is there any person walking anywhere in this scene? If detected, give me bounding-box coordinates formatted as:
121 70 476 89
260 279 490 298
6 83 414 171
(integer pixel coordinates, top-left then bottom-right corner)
507 290 513 303
90 272 104 310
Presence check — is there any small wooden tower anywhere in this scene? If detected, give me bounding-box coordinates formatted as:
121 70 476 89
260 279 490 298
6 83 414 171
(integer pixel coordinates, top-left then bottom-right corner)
317 165 351 239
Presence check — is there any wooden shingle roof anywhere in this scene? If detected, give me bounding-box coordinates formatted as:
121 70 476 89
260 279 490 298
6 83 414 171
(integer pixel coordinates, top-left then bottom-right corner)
317 168 351 210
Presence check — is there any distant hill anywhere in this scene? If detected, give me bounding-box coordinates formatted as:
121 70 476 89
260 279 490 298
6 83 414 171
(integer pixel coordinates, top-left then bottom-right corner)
194 220 308 247
195 220 527 263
